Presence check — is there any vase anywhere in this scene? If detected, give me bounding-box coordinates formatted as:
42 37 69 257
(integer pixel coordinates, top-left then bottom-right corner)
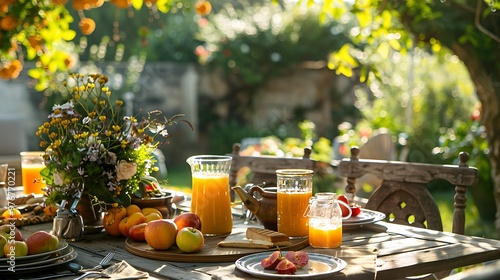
75 192 104 234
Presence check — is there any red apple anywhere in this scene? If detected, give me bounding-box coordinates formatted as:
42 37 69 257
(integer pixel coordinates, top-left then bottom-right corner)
175 227 204 253
174 212 202 231
284 251 309 269
128 223 147 242
0 224 23 241
25 231 59 255
350 204 362 217
261 251 283 270
275 258 297 274
145 219 177 250
119 212 146 237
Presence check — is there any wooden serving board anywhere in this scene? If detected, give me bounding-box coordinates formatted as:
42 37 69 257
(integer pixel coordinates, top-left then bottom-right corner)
125 227 309 263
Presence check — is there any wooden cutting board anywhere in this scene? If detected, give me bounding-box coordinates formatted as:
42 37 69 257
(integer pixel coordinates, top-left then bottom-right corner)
125 227 309 263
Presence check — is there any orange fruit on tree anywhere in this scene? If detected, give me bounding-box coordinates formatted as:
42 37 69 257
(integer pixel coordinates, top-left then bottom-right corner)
0 60 23 80
110 0 131 9
195 0 212 16
0 15 18 31
103 206 127 236
79 18 96 35
1 208 22 219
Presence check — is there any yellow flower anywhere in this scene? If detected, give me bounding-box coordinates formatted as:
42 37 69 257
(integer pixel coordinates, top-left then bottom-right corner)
115 100 123 107
99 115 106 121
120 139 129 148
112 125 120 132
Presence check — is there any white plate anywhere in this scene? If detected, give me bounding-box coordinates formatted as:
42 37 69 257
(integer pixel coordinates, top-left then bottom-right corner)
0 246 77 273
343 209 385 226
0 239 68 263
235 252 347 279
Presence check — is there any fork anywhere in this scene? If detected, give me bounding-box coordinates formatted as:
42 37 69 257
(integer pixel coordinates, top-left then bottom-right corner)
73 252 115 280
88 252 115 271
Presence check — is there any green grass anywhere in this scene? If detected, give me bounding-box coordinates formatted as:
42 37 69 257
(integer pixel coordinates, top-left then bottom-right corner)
432 191 497 239
161 164 192 190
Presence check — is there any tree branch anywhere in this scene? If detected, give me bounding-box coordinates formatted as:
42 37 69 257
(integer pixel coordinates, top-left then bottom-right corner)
475 0 500 43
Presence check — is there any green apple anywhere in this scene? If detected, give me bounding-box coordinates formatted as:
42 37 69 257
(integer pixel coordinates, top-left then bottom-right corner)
0 235 7 258
175 227 204 253
4 240 28 258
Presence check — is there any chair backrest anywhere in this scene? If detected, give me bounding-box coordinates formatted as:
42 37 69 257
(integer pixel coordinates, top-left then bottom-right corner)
338 147 479 235
229 143 318 191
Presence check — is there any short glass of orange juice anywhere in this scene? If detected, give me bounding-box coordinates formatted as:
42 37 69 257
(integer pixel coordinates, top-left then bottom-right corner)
186 155 233 236
306 192 351 248
20 151 46 195
276 169 314 238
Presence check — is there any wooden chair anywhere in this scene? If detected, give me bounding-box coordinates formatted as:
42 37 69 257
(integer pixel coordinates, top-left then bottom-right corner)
338 146 479 235
229 143 318 200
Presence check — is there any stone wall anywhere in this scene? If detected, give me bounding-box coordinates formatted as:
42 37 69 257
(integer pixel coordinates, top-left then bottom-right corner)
0 62 355 165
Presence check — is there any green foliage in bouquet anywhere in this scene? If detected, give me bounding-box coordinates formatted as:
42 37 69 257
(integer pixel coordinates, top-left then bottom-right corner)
36 73 191 209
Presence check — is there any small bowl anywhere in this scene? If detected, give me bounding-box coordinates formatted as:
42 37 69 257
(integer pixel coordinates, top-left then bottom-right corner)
131 190 186 219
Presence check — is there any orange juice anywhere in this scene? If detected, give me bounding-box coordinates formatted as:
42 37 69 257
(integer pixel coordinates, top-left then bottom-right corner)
190 174 232 235
22 165 46 194
277 191 311 237
309 225 342 248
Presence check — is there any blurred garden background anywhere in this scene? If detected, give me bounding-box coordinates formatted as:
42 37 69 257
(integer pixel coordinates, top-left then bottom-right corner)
1 0 499 240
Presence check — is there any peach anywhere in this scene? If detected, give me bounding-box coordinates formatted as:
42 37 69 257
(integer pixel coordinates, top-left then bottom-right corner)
128 223 147 242
144 212 162 223
126 204 141 216
119 212 145 237
173 212 201 231
145 219 177 250
25 231 59 255
141 207 162 217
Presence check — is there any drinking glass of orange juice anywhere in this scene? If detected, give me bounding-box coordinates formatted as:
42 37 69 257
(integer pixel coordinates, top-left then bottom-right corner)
276 169 313 238
186 155 232 236
20 151 46 195
306 192 351 248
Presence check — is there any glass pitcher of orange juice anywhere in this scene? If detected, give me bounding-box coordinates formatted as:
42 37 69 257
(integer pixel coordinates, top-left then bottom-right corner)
276 169 313 238
306 192 351 248
186 155 232 236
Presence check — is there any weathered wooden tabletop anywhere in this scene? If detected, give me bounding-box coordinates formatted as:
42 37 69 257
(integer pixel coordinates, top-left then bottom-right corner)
5 218 500 280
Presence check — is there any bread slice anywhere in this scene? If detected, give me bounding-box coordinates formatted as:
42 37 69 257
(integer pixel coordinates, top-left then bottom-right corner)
217 239 275 249
246 227 290 246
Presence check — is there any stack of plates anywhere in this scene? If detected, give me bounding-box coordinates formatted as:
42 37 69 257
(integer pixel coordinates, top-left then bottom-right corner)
0 240 77 273
343 209 386 227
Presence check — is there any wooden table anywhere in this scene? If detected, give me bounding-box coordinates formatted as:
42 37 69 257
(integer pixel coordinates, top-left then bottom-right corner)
8 219 500 280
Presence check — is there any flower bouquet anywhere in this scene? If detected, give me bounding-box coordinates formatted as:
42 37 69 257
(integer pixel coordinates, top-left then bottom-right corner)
37 73 191 210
